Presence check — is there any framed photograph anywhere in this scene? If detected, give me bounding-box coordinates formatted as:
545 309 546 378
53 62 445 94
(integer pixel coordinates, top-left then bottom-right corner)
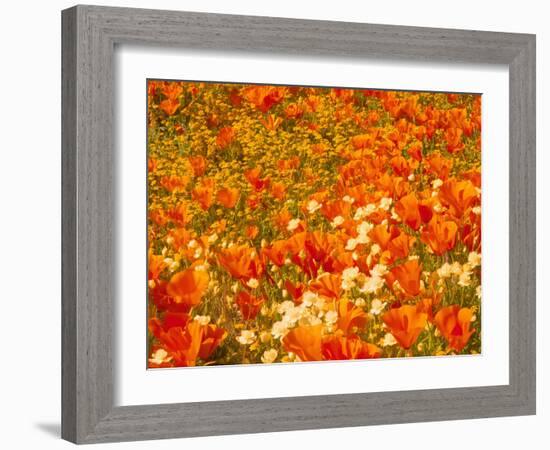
62 5 536 444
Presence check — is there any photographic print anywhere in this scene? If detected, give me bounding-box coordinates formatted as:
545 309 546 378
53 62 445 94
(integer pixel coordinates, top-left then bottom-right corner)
146 80 482 368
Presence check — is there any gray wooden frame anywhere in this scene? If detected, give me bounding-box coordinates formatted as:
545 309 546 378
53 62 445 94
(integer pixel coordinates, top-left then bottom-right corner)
61 4 536 444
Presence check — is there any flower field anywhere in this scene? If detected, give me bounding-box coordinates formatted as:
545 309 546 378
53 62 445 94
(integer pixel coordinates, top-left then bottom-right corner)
147 80 482 368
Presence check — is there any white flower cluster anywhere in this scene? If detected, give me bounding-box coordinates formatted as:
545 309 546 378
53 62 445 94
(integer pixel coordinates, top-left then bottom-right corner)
345 221 373 251
352 197 392 222
287 218 301 232
343 195 355 204
331 215 345 228
354 204 376 221
339 262 388 296
362 264 389 294
341 267 360 290
369 298 387 316
307 199 322 214
236 329 256 345
437 252 481 288
148 348 172 365
270 291 328 339
381 332 397 347
193 315 211 326
379 197 393 211
261 348 278 364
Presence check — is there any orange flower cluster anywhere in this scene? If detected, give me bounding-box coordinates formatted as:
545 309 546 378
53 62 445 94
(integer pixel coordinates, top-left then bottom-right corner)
147 80 481 367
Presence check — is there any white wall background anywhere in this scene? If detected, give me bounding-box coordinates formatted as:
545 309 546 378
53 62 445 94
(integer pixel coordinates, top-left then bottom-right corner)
0 1 545 448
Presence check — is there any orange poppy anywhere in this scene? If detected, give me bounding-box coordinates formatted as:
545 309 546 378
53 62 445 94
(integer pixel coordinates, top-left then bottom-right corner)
434 305 475 352
284 102 304 119
235 291 265 320
245 225 259 239
273 208 292 231
439 179 479 218
282 324 323 362
159 98 180 116
337 298 369 335
188 155 207 177
299 231 339 277
382 305 427 349
246 194 260 210
320 199 351 220
463 169 482 188
305 231 338 261
262 240 289 266
305 94 320 112
387 231 415 261
365 110 380 126
154 320 203 367
285 232 307 255
342 183 370 206
418 198 434 224
244 167 270 192
277 156 300 171
368 223 394 249
165 201 191 226
173 123 185 135
167 227 191 251
192 178 215 210
309 273 342 299
330 249 355 273
444 127 464 153
206 113 220 129
229 87 242 106
242 85 286 112
397 95 420 120
331 88 355 103
350 133 374 150
161 82 183 99
285 280 306 303
217 244 264 280
416 295 441 323
160 175 189 193
148 157 158 172
390 155 413 178
461 213 482 252
390 259 422 297
163 312 191 330
260 114 283 131
148 312 190 339
322 335 382 360
407 140 423 161
216 126 235 149
198 324 227 360
390 175 411 199
395 193 422 230
148 80 161 96
421 215 458 255
148 251 167 281
150 279 191 314
426 153 453 180
166 269 209 310
217 186 240 208
413 125 427 141
270 181 287 201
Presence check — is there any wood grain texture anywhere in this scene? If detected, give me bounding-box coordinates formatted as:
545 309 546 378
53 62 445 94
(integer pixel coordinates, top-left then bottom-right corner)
61 7 77 443
61 4 536 444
